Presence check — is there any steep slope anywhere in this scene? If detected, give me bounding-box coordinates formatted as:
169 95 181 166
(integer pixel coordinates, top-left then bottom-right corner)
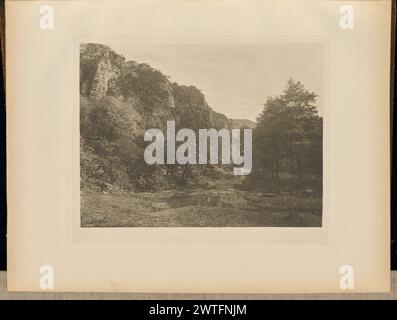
80 43 249 191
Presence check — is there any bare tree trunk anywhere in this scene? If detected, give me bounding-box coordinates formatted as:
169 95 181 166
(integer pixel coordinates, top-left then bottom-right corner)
296 156 302 180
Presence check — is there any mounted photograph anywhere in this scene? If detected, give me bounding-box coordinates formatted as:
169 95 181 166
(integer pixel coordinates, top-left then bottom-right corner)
80 41 324 228
6 0 390 294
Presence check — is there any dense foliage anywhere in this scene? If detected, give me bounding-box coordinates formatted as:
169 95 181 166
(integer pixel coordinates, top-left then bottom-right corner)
244 79 322 194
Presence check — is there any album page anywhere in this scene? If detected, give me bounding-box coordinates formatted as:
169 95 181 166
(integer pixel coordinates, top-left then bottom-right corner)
6 0 391 293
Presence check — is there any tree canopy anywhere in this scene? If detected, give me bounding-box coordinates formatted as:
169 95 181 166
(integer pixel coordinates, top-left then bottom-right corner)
246 79 322 193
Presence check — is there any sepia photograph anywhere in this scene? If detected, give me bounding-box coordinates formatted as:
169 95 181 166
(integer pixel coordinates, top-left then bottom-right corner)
5 0 391 294
80 42 323 228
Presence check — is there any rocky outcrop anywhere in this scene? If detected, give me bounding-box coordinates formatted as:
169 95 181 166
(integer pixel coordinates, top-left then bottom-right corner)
80 43 254 192
80 43 125 99
172 85 229 129
80 43 232 130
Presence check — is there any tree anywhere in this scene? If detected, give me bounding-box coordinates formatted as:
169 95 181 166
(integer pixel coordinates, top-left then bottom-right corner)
249 79 322 190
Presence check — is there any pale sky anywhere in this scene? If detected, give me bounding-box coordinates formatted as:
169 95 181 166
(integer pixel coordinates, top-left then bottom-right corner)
106 42 323 121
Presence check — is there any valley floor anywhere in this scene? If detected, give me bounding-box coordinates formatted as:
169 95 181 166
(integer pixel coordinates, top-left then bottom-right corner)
81 183 322 227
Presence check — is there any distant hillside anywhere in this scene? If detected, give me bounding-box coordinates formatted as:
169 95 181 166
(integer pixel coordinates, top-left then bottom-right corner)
229 119 256 129
80 43 254 192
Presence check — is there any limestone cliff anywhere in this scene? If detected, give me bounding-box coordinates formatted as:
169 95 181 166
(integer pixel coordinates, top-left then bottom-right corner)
80 43 252 191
